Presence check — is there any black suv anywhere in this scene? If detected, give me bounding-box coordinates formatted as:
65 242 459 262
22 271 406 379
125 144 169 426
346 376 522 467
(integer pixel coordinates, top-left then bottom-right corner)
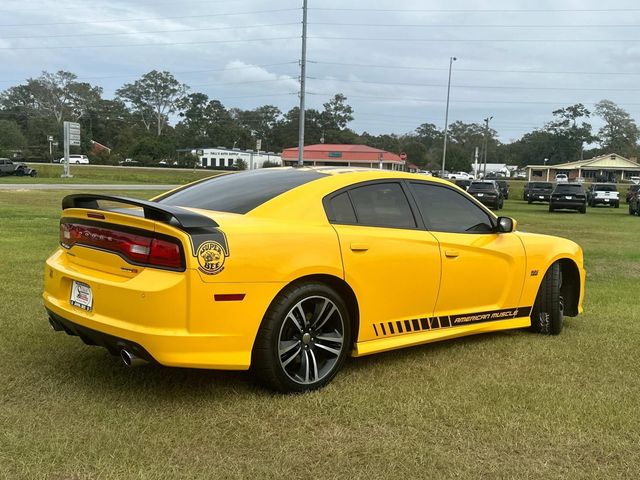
524 181 553 203
495 180 509 199
625 184 640 203
549 183 587 213
467 181 504 209
454 179 472 191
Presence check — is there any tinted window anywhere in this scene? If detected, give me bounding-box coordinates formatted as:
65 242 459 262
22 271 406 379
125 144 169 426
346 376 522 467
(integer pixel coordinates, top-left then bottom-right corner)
532 182 553 189
328 192 357 224
157 168 326 214
594 184 617 192
555 184 583 193
410 182 495 233
347 183 416 229
468 182 496 192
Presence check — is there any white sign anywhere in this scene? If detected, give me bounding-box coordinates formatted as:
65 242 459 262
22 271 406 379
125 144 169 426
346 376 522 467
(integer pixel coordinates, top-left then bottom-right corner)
256 139 262 151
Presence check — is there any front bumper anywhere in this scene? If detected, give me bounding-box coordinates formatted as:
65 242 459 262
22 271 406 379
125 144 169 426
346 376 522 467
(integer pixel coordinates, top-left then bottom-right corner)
550 199 586 210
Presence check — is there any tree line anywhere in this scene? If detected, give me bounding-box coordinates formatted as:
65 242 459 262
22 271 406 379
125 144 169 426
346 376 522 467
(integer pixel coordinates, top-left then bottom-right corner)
1 69 639 170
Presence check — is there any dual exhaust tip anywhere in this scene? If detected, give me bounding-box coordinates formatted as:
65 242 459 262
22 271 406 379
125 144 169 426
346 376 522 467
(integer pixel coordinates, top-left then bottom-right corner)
49 316 148 367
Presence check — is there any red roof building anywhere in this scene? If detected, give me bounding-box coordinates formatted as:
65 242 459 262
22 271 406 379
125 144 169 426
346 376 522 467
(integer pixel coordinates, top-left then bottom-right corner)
281 144 405 170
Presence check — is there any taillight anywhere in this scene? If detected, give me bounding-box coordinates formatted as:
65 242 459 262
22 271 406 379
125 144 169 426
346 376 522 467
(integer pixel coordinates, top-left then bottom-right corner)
60 221 184 271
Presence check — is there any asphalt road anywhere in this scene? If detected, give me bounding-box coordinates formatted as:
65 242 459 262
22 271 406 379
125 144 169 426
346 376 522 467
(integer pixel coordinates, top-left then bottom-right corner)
0 184 177 190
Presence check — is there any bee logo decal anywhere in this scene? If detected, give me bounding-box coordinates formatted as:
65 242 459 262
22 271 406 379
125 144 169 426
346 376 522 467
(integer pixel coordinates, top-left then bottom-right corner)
196 241 227 275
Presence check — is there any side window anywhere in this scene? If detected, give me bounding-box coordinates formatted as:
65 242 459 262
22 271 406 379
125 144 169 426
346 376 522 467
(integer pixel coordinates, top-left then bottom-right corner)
347 182 416 229
327 192 357 224
410 182 495 233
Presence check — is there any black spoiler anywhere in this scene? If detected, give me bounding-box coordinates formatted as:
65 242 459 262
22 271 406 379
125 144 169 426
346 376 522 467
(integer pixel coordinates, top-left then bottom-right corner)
62 194 218 229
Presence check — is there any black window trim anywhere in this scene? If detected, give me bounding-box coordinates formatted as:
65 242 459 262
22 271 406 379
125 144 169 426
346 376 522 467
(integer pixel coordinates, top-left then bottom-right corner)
405 180 498 234
323 179 424 231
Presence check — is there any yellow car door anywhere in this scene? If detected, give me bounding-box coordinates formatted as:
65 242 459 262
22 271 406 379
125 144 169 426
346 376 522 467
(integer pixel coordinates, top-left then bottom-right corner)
407 181 527 320
325 181 442 342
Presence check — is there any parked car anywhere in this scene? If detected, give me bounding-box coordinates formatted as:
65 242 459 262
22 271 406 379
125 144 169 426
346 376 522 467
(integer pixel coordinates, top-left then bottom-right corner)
57 154 90 164
625 184 640 203
586 183 619 208
0 158 37 176
524 181 554 203
468 180 504 209
555 174 568 183
454 179 472 191
496 180 509 200
628 189 640 215
447 171 474 180
549 183 587 213
119 158 140 166
43 168 585 392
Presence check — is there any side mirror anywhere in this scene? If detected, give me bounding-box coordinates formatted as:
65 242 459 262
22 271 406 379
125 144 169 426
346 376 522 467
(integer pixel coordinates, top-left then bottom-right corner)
496 216 517 233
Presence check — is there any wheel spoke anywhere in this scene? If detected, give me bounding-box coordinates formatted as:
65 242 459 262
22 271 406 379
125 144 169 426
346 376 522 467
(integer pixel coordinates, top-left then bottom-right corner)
314 341 342 357
286 312 304 333
315 332 343 345
281 345 301 368
300 349 310 383
279 340 299 357
308 349 319 381
295 303 308 328
311 304 337 332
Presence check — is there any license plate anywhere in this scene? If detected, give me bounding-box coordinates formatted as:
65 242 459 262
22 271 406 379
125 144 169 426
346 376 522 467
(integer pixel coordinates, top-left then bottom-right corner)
565 196 573 199
539 195 544 199
477 193 484 197
70 281 93 311
604 198 610 202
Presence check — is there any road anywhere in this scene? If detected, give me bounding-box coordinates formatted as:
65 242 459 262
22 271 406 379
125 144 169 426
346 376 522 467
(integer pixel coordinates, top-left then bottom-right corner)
0 184 177 190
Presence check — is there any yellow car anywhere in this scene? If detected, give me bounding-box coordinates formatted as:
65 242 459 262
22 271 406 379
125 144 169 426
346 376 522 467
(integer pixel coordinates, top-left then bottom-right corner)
43 168 585 392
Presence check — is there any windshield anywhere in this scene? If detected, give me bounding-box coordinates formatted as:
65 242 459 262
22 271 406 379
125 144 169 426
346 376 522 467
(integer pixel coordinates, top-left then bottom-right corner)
468 182 495 192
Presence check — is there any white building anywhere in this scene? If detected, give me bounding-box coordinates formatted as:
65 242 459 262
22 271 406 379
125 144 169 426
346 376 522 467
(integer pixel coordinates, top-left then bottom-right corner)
196 147 282 170
472 163 517 178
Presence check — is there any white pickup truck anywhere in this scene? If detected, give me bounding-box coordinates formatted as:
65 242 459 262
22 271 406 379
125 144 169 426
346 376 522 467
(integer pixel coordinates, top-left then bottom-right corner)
587 183 620 208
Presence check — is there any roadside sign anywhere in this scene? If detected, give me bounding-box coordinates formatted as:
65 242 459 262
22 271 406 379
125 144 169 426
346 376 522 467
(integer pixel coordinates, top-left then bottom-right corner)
399 152 407 161
256 139 262 151
196 149 204 156
62 121 81 178
47 135 54 142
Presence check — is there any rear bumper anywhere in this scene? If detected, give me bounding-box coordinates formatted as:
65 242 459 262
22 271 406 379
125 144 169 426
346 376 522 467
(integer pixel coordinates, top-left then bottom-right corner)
591 198 619 206
472 195 500 207
528 193 551 202
550 200 585 210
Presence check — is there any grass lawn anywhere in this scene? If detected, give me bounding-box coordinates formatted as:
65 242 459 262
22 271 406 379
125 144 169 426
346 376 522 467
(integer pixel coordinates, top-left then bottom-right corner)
0 164 223 185
1 189 639 479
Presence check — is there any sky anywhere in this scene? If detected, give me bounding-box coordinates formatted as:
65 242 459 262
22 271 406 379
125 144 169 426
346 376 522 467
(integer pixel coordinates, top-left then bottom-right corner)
1 0 640 143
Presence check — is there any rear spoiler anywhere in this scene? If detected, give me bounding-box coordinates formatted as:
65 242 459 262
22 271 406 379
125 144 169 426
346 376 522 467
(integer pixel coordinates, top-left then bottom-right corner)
62 194 219 229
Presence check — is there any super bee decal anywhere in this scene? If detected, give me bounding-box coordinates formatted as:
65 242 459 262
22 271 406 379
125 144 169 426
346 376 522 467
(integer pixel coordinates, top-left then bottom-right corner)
196 241 227 275
372 306 533 337
188 229 230 275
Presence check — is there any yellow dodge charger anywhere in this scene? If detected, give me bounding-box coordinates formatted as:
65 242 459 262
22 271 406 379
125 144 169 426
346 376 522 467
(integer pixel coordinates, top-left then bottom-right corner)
43 168 585 392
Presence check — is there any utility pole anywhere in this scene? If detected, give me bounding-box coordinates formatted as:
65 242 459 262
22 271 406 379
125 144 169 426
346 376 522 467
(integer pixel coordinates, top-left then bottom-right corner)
482 116 492 177
441 56 457 177
297 0 308 166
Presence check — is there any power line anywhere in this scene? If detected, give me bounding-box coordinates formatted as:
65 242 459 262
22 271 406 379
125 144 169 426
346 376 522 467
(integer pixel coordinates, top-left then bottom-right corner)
0 62 299 84
0 8 300 27
311 22 640 28
0 23 299 40
310 60 640 77
307 76 640 92
0 36 299 50
309 36 640 43
309 7 640 13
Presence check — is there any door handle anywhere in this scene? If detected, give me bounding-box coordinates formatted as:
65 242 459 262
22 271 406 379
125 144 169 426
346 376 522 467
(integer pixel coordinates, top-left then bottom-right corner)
350 242 369 252
445 250 460 258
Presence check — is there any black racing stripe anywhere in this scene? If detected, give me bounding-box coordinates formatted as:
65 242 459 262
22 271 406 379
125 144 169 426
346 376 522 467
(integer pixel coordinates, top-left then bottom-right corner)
420 318 429 330
412 319 421 331
430 317 440 329
381 323 387 335
373 324 379 337
396 321 403 333
442 316 452 328
388 322 395 334
404 320 412 332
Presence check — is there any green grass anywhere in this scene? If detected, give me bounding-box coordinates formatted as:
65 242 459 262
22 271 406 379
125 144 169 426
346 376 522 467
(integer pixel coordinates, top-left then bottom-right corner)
1 191 639 479
0 164 223 184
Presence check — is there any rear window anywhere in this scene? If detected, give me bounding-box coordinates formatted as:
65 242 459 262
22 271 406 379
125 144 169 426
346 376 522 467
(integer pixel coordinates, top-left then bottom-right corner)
532 182 552 189
555 184 583 193
594 184 617 192
468 182 495 192
157 168 326 214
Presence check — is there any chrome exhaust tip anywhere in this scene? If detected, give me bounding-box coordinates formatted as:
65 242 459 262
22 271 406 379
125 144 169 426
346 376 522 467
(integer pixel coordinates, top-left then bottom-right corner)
120 349 148 367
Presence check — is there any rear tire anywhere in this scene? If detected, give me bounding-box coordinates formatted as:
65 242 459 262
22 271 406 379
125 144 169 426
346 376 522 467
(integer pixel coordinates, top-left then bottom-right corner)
530 262 564 335
579 205 586 214
614 202 619 209
251 282 351 392
549 205 554 212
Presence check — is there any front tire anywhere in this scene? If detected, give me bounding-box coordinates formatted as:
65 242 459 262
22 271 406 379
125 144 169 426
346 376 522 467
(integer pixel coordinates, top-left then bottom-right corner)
251 282 351 392
530 262 564 335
